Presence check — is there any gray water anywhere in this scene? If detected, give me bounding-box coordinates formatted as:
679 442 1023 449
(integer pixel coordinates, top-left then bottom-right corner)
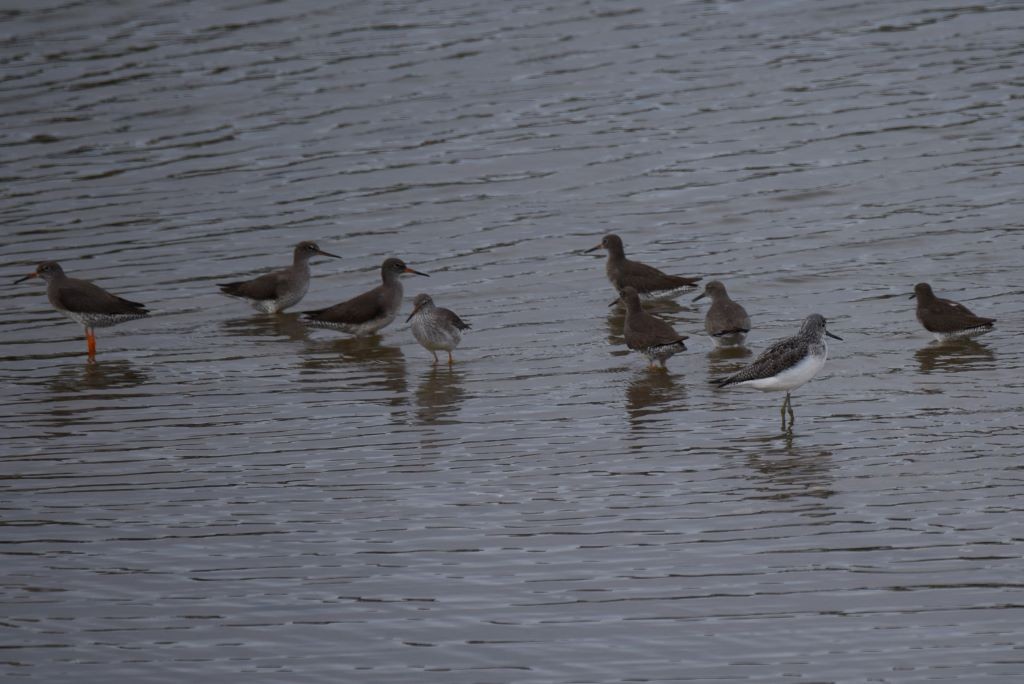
2 0 1024 682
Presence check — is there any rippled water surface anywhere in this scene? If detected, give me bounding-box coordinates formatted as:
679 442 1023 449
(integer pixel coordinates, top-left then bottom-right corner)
3 0 1024 681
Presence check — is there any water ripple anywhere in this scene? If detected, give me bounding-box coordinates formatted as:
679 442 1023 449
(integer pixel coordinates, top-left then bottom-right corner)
3 0 1024 682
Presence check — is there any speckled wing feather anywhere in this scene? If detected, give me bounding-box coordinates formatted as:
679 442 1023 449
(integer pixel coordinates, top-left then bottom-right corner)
439 307 471 331
303 286 384 324
219 270 288 301
55 280 148 315
715 336 804 387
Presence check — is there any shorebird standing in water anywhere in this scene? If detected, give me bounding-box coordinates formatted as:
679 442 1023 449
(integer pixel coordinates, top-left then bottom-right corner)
303 257 428 337
406 293 470 364
587 234 700 304
714 314 840 435
912 282 995 341
218 240 341 313
620 286 689 370
15 261 149 360
693 280 751 348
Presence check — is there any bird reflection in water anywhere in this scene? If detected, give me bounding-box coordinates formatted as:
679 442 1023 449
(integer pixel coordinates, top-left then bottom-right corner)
625 370 686 432
915 338 995 374
605 305 626 346
742 438 836 501
48 358 151 394
414 365 466 425
221 313 309 342
40 359 153 431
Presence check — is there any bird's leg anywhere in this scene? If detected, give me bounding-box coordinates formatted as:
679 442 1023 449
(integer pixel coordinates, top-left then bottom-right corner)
431 351 438 364
448 351 454 365
780 393 795 435
86 328 97 359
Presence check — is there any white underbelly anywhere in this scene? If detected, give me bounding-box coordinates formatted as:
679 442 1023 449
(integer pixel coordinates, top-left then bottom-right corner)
741 353 826 392
62 310 142 328
639 285 696 300
933 327 991 341
412 321 461 351
253 285 307 314
253 299 282 314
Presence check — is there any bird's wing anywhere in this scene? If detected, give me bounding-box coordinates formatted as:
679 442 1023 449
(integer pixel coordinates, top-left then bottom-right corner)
439 308 471 330
712 327 750 337
717 336 803 386
55 280 147 315
925 298 995 329
304 287 384 323
648 319 687 346
937 297 977 317
710 302 751 336
219 270 287 300
627 312 687 347
618 259 700 291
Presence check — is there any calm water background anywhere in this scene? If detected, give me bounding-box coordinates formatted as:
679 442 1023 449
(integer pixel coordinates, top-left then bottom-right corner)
2 0 1024 682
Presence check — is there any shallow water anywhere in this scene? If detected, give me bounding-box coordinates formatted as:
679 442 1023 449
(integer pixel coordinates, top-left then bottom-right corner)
3 0 1024 682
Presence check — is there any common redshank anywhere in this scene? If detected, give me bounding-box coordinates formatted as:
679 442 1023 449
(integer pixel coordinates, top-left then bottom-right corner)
302 257 428 336
713 314 841 434
15 261 149 359
912 283 995 340
406 293 471 364
218 241 340 313
620 286 689 370
587 234 700 304
693 280 751 348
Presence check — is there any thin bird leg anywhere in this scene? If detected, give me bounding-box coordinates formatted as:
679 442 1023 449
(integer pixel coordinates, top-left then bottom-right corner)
86 328 97 358
780 394 788 432
448 351 454 365
431 351 438 364
786 394 795 431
